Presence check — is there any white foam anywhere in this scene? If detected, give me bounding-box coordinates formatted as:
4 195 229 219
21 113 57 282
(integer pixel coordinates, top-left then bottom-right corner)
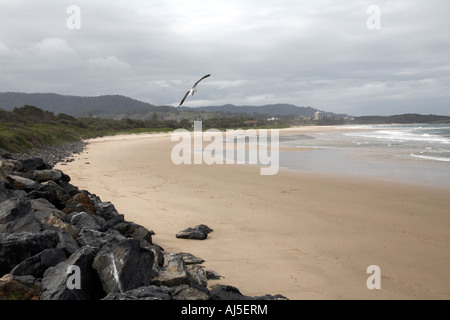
410 154 450 162
345 130 450 144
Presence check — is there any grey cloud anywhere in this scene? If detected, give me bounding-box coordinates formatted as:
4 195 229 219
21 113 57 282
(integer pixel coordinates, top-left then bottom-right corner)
0 0 449 115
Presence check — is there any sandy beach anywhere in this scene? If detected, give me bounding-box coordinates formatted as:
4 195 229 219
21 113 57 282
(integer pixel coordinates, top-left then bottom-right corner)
55 127 450 300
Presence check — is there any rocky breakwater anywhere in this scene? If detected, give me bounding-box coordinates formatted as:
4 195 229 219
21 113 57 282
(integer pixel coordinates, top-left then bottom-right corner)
0 153 287 300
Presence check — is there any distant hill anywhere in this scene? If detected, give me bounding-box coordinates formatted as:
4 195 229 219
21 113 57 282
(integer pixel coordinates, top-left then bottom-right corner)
0 92 174 118
0 92 344 119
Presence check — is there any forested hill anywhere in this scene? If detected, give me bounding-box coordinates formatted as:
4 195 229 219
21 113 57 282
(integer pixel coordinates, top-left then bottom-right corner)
0 92 172 118
0 92 339 119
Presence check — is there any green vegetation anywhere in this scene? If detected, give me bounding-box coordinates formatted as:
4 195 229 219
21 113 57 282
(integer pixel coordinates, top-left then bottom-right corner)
353 114 450 124
0 105 185 152
0 105 289 153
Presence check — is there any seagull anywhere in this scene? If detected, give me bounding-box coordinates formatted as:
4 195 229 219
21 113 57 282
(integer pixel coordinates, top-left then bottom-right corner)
178 74 211 106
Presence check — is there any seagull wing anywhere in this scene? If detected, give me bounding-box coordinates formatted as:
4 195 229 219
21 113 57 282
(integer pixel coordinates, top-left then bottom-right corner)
192 74 211 89
179 90 191 106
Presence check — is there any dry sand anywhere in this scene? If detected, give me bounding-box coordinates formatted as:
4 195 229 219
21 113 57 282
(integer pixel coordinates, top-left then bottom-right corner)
55 128 450 300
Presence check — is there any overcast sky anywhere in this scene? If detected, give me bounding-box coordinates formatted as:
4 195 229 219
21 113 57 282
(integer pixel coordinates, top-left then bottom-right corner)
1 0 449 116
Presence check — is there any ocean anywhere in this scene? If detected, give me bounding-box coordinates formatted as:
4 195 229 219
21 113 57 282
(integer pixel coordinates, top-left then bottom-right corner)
279 124 450 188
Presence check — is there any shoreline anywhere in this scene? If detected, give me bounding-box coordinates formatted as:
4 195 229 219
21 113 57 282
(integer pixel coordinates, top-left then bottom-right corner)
55 127 450 299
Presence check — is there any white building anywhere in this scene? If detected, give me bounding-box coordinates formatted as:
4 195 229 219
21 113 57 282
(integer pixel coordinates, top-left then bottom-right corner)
314 111 324 120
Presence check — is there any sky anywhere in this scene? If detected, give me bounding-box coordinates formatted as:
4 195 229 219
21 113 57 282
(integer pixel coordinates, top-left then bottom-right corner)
0 0 449 116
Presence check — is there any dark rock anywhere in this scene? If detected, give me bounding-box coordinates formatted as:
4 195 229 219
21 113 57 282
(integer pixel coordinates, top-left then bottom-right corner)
139 241 165 269
58 181 79 197
63 192 94 214
0 198 42 233
31 198 66 220
151 253 191 287
0 230 59 276
56 230 80 256
31 198 78 237
206 270 223 280
0 198 42 234
0 172 8 203
29 180 71 209
197 224 214 234
6 175 40 191
0 198 31 225
66 212 101 232
0 274 41 300
33 169 63 183
102 285 173 300
131 225 154 244
209 284 247 300
178 252 205 265
92 239 157 294
40 213 78 238
76 228 126 249
0 159 23 172
11 141 87 167
0 213 42 235
40 246 105 300
186 265 208 287
110 221 153 241
170 284 210 300
19 158 46 172
90 199 120 220
0 150 12 159
250 293 289 300
60 172 71 183
10 248 67 278
176 224 213 240
209 284 288 300
104 214 125 229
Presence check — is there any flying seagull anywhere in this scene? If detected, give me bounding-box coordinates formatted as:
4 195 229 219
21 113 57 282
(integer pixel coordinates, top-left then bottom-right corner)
178 74 211 107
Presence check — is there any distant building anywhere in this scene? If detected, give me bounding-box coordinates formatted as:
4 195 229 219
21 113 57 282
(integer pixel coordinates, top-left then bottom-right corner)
314 111 324 121
267 117 279 121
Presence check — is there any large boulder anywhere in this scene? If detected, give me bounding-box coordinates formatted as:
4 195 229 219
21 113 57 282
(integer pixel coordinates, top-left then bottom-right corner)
6 175 40 191
10 248 67 278
0 198 43 234
76 228 126 249
0 198 31 225
56 230 80 256
40 246 105 300
92 239 157 294
66 212 102 232
110 221 154 243
151 253 191 287
176 224 213 240
29 180 71 209
19 158 46 172
89 199 121 221
32 170 62 183
0 230 60 276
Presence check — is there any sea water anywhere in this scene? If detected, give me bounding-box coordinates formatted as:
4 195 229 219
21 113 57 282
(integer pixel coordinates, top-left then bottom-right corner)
278 124 450 188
